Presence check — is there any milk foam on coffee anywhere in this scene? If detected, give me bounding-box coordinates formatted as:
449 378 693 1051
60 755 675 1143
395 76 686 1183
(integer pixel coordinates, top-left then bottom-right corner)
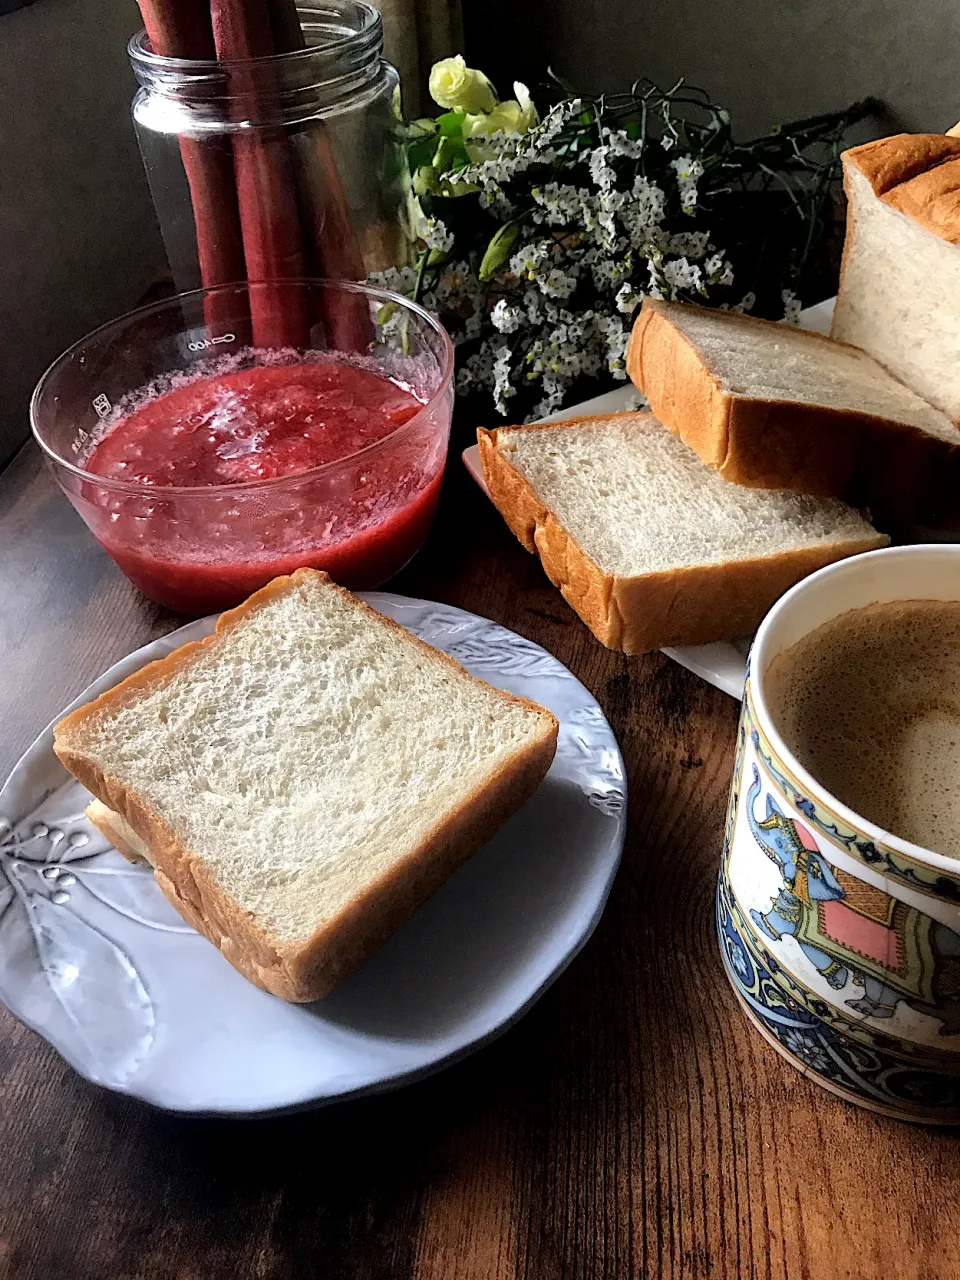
766 599 960 858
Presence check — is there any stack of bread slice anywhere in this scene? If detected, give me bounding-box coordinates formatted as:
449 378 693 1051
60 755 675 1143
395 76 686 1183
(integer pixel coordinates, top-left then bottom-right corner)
55 570 558 1001
480 132 960 655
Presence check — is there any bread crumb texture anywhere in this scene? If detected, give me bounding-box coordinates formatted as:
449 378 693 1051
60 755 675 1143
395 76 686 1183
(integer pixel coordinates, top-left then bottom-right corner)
834 149 960 422
59 575 551 945
495 414 879 577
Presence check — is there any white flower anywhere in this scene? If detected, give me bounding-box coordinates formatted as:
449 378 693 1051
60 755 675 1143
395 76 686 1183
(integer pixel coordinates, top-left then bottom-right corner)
615 282 643 314
538 266 577 299
387 97 769 422
591 255 629 290
491 299 523 333
531 181 584 227
532 397 559 419
702 252 735 287
661 134 676 151
628 177 666 236
461 152 522 189
492 344 516 415
428 56 496 114
597 208 619 250
781 288 802 325
733 291 756 313
479 185 515 217
644 250 670 300
606 130 645 159
377 309 406 347
588 146 617 191
463 86 539 140
420 216 454 254
599 186 627 214
671 154 704 212
509 242 550 279
662 257 703 294
526 99 582 156
593 314 629 379
367 265 418 295
523 286 544 324
667 230 710 258
671 155 704 182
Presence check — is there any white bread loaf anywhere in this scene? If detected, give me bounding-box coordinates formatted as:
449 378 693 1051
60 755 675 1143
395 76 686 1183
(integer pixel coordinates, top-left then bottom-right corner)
832 133 960 421
55 570 558 1002
628 298 960 528
478 412 888 653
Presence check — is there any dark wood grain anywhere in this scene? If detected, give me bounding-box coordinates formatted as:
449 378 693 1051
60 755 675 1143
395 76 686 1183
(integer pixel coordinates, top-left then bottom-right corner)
1 441 959 1280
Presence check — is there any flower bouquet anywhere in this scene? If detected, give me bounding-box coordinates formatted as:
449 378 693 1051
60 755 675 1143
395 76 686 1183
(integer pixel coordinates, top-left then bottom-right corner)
372 57 876 423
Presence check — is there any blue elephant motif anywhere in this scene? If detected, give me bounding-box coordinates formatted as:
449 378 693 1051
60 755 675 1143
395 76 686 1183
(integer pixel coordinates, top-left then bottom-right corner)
744 765 960 1033
746 765 850 990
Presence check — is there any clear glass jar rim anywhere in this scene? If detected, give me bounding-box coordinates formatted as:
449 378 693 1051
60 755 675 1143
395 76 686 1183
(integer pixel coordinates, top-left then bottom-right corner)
128 0 382 74
31 280 455 499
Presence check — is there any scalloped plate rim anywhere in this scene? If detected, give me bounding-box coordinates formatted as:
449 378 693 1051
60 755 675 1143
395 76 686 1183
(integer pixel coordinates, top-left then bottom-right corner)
0 593 627 1115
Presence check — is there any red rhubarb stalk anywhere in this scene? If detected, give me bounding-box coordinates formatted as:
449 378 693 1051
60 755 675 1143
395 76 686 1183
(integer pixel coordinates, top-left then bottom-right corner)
137 1 248 334
179 142 248 314
266 0 375 351
138 2 216 58
211 0 310 349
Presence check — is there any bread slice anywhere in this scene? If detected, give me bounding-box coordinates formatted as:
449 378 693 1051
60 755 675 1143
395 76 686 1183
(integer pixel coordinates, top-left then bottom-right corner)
628 297 960 528
55 570 559 1002
832 134 960 421
86 798 148 865
478 412 888 653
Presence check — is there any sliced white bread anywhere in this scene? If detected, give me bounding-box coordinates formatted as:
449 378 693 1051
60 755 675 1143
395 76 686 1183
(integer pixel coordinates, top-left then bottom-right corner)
478 412 888 654
55 570 558 1002
86 798 148 864
628 298 960 528
832 134 960 421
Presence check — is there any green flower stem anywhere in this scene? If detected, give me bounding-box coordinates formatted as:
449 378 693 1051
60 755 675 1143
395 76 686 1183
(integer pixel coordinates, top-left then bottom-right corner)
412 249 430 306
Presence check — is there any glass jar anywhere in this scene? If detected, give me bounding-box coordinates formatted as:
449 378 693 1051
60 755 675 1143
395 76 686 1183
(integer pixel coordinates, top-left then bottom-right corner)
128 1 411 295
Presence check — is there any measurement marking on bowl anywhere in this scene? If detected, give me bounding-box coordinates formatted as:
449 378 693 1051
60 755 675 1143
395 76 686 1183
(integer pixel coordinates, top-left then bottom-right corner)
188 333 236 352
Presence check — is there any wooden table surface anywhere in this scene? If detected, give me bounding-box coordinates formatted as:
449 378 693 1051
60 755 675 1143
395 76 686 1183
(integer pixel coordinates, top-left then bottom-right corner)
1 439 959 1280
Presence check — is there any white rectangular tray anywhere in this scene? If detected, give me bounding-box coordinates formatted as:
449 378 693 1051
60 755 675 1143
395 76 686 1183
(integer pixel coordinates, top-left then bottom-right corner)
461 298 837 700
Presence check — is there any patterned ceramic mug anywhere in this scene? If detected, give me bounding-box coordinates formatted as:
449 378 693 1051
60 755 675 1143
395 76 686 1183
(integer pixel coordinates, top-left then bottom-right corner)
719 545 960 1123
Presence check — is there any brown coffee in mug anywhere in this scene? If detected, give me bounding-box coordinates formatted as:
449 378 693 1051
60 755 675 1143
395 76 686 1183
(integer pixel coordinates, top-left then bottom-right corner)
766 598 960 858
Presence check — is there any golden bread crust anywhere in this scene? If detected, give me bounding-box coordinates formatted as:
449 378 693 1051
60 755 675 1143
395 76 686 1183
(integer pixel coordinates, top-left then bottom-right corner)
627 302 730 468
55 570 559 1002
844 134 960 245
627 298 960 527
843 134 960 245
843 133 960 200
478 416 888 654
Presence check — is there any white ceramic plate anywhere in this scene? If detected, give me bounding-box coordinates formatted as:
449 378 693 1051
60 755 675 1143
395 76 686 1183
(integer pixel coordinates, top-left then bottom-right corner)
462 297 840 700
0 594 625 1115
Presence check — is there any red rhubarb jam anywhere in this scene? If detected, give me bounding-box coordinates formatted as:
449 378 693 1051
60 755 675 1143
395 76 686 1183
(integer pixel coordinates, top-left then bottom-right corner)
82 358 447 615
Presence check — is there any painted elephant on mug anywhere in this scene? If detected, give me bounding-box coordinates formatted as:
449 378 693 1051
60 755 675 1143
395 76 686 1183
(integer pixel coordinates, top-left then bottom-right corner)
744 765 960 1035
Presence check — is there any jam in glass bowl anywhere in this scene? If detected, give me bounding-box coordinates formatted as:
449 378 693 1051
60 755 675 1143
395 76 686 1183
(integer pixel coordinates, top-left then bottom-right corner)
31 280 455 615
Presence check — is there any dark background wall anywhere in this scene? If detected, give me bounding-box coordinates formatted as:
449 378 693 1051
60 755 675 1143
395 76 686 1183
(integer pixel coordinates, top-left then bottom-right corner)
465 0 960 137
0 0 163 469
